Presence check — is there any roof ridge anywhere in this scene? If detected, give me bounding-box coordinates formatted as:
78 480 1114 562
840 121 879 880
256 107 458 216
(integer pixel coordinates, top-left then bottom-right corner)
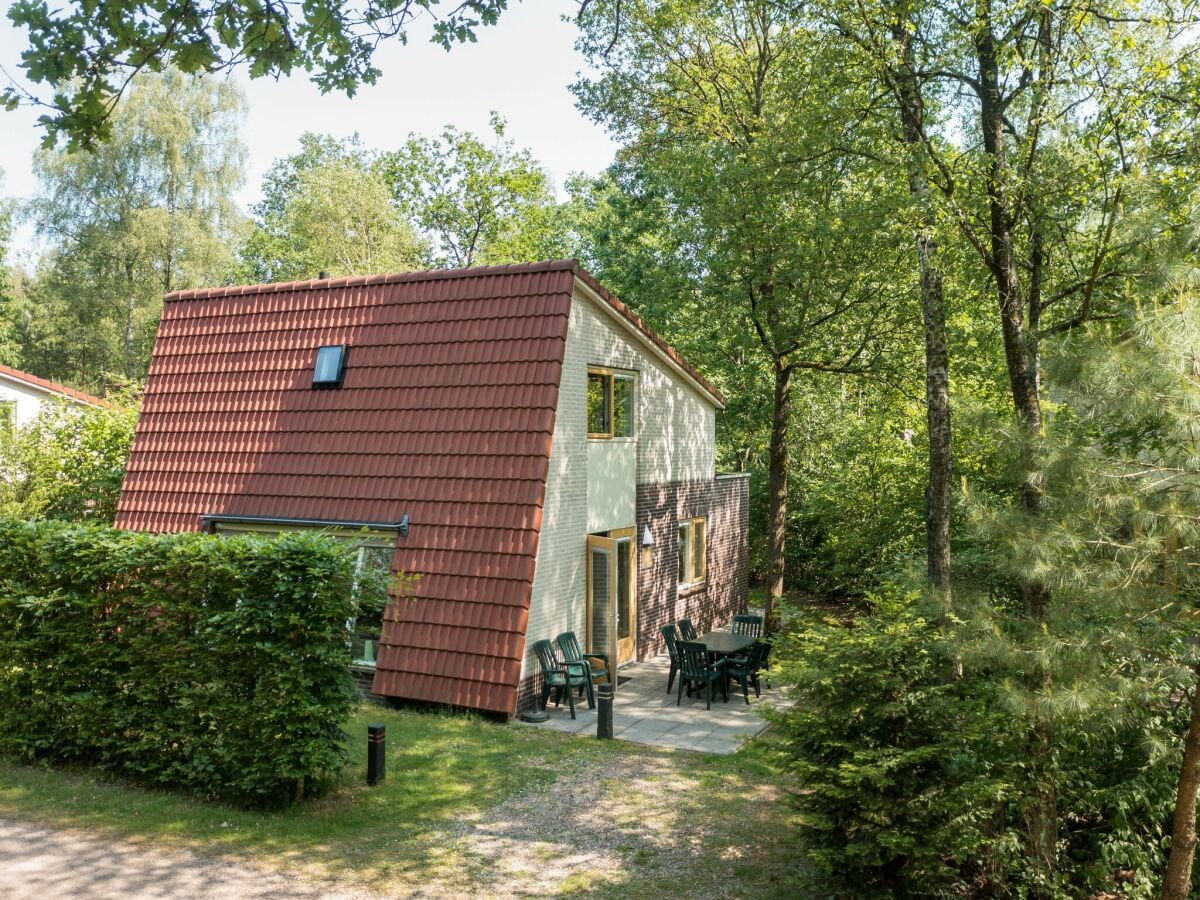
164 259 581 303
0 363 110 408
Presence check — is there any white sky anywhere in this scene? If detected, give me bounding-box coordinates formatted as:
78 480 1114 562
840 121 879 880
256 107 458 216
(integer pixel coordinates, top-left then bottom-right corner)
0 2 618 263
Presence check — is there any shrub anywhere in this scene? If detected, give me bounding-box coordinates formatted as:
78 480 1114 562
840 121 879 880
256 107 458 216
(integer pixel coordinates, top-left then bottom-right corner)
0 518 389 805
0 395 139 523
771 588 1014 895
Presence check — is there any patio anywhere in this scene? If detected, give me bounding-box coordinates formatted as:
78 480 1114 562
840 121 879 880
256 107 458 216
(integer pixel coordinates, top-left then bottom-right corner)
517 654 794 755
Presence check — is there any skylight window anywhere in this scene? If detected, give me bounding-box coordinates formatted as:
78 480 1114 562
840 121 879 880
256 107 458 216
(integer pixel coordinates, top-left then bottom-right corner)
313 344 348 389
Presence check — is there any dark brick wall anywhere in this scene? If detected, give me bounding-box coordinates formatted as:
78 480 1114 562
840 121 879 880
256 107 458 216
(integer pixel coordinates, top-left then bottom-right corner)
513 473 750 715
636 474 750 659
350 666 388 705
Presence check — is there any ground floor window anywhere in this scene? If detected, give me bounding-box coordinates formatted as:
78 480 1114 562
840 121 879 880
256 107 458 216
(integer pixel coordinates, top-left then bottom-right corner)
678 516 706 587
348 543 395 666
207 518 397 668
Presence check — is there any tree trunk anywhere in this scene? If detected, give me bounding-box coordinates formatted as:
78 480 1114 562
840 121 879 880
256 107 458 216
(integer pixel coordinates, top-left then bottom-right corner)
976 11 1056 876
764 362 793 627
890 23 953 604
1164 669 1200 900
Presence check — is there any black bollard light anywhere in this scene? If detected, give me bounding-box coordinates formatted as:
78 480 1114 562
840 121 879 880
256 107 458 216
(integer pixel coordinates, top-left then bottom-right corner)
597 682 614 740
367 723 386 786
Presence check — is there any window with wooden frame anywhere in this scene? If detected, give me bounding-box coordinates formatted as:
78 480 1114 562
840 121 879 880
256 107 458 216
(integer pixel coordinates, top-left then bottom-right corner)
587 368 635 439
678 516 707 587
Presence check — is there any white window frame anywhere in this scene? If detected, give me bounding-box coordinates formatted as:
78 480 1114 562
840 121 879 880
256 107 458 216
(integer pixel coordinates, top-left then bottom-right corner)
209 521 395 668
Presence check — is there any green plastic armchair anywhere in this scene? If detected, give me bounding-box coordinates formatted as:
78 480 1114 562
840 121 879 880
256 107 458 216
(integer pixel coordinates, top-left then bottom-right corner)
531 639 592 719
676 640 727 709
556 631 610 706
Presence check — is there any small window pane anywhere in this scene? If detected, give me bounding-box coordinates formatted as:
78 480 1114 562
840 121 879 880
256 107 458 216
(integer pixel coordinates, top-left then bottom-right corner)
678 524 690 584
693 519 706 582
313 345 347 387
587 371 612 435
613 375 635 437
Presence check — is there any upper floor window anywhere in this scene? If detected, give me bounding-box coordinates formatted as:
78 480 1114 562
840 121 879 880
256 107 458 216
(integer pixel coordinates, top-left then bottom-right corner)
0 400 15 435
587 368 635 439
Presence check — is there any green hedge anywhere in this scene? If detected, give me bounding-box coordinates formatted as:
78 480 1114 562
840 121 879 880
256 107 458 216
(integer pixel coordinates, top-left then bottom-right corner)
0 518 388 805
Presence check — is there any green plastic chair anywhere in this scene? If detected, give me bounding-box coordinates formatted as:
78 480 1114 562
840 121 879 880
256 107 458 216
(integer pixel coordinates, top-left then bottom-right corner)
661 623 682 693
556 631 610 706
725 640 767 704
531 639 592 719
678 618 698 642
676 640 727 709
732 614 764 638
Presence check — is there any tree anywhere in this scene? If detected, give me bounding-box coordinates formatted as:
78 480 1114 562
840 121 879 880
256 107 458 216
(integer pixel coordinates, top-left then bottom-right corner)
0 394 140 523
239 134 424 283
575 0 917 621
22 69 246 389
0 170 17 367
5 0 510 148
821 0 1200 874
381 115 565 268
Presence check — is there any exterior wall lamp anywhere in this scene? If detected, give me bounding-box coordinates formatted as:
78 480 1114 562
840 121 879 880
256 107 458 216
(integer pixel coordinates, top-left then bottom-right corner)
640 523 654 569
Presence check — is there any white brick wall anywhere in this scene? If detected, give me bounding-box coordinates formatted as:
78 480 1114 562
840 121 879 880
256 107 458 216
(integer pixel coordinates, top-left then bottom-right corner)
579 293 716 485
520 286 719 684
521 297 589 682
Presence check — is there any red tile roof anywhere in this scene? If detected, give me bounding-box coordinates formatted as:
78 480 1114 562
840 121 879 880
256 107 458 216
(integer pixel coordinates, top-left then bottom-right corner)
114 259 721 715
0 364 108 407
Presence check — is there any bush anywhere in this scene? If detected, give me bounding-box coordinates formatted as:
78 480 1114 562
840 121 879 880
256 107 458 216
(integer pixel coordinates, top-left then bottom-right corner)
772 587 1190 897
0 395 139 523
0 518 388 805
771 589 1013 895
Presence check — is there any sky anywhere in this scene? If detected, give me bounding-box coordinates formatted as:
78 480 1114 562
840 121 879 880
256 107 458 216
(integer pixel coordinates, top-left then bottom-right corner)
0 3 619 263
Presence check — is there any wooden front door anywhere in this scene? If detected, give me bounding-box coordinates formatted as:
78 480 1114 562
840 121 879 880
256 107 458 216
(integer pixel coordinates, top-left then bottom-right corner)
587 528 637 672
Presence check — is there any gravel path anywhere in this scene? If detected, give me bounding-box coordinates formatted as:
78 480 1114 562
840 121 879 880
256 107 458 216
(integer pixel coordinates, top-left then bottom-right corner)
0 818 370 899
1 752 786 898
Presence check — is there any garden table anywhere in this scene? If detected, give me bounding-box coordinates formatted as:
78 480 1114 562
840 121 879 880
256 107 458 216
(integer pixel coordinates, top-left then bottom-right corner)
696 630 756 658
695 631 757 702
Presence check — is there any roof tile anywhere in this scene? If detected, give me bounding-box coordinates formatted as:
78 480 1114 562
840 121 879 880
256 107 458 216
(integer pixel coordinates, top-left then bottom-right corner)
117 263 575 715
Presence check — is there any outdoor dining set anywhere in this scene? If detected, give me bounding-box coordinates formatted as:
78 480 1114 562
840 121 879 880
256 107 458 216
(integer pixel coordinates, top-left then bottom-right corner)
531 613 772 718
661 614 771 710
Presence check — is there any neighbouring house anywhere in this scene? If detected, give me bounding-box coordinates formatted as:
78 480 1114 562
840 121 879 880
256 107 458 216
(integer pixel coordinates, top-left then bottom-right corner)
0 364 108 434
114 260 749 716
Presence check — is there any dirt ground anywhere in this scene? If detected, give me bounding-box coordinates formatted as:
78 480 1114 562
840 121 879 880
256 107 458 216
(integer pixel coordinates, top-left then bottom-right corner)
0 818 371 899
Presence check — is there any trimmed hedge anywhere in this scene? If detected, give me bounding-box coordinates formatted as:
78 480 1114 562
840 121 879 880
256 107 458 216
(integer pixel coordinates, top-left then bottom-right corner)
0 518 389 804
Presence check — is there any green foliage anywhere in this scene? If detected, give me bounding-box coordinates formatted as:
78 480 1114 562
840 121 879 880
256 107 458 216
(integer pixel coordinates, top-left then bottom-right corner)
6 0 509 149
0 519 388 805
381 114 566 268
773 589 1011 895
0 395 139 524
17 69 246 388
238 133 424 283
775 589 1189 897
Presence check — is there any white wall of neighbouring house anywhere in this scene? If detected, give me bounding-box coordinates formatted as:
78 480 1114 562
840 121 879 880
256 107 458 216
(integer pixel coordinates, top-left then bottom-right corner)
0 377 75 428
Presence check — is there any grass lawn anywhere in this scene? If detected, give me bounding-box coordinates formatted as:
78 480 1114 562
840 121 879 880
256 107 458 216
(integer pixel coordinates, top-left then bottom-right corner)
0 704 813 898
